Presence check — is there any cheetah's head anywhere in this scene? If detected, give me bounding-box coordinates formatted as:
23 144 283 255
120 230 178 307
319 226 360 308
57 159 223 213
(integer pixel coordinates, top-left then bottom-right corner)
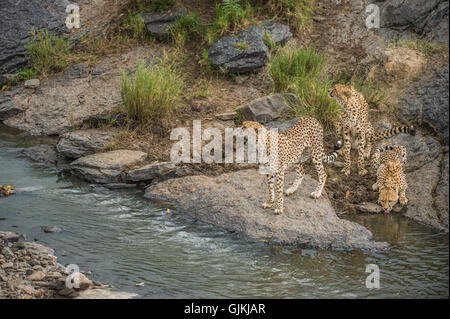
242 121 265 130
328 84 354 101
378 187 399 214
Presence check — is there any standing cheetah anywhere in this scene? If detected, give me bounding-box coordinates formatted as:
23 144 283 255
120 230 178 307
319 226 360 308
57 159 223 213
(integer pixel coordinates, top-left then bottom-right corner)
242 118 342 215
328 84 415 176
372 145 408 214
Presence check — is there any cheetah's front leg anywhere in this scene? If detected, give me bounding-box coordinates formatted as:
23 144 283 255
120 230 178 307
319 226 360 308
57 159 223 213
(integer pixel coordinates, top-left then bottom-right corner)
357 132 368 176
274 170 285 214
310 151 327 199
262 173 275 208
399 186 408 206
341 128 351 176
285 163 304 196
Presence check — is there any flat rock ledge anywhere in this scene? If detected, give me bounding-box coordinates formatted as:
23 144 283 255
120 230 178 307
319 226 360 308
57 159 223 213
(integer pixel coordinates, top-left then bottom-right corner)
57 129 115 159
70 150 147 184
145 169 389 251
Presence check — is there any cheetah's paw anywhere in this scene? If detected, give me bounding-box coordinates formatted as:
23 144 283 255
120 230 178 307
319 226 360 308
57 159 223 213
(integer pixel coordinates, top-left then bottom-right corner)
310 190 322 199
400 197 408 206
262 202 273 209
358 169 368 176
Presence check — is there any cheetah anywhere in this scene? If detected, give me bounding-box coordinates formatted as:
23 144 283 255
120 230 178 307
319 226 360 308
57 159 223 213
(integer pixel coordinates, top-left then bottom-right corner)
328 84 415 176
371 145 408 214
242 118 342 215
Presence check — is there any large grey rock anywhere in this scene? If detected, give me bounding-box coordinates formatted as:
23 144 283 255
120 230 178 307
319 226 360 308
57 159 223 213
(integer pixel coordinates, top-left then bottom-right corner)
378 0 449 44
396 67 449 144
0 232 20 243
0 0 127 76
0 95 22 121
22 144 58 167
57 130 115 159
237 94 293 123
208 22 291 73
70 150 147 184
141 6 188 40
0 0 70 74
208 26 269 73
145 169 389 250
261 20 292 45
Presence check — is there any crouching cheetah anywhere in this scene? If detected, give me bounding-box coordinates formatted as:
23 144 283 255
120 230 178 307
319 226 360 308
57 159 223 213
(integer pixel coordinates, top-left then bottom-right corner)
372 145 408 214
328 84 415 176
242 118 342 215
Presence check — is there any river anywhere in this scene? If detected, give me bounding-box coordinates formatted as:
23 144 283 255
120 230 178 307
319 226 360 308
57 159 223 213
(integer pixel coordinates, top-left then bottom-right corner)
0 124 448 298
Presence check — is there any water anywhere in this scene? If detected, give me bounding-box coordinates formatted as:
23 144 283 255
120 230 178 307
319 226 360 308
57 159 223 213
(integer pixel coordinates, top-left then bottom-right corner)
0 125 448 298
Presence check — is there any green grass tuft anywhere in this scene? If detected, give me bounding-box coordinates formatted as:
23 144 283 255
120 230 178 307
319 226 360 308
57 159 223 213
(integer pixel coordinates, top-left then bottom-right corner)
120 61 183 124
170 13 204 48
270 46 340 128
25 30 71 76
206 0 254 44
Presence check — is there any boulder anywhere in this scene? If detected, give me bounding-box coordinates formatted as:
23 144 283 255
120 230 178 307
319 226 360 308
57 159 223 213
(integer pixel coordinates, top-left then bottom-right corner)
207 22 291 73
0 94 22 120
123 162 177 183
0 0 69 74
145 169 389 250
0 0 127 76
261 20 292 45
237 94 294 123
379 0 449 44
57 130 115 159
141 6 188 40
208 26 269 73
22 145 58 167
0 232 20 243
396 67 449 144
70 150 147 184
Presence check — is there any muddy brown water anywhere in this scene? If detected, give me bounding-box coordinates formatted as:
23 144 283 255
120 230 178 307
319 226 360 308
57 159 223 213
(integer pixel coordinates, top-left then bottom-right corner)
0 125 448 298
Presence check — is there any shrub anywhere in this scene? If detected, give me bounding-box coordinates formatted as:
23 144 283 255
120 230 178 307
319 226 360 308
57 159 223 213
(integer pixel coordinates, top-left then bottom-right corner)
170 13 204 48
25 30 71 75
251 0 315 32
270 47 340 128
206 0 254 44
269 46 325 92
120 61 183 123
122 10 149 42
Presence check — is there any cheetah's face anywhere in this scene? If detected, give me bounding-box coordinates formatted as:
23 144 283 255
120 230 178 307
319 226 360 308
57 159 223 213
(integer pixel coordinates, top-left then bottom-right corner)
378 188 399 214
328 84 353 102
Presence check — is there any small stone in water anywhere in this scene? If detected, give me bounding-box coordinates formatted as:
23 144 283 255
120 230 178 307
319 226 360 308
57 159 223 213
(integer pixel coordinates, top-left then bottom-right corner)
136 282 145 287
41 226 62 233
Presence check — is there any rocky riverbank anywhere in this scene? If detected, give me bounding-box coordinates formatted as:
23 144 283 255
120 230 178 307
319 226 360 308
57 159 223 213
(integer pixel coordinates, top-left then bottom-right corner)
0 231 136 299
0 0 448 271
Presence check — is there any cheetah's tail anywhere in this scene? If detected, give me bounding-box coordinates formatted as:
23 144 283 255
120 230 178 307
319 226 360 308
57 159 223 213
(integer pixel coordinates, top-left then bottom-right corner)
370 125 416 142
323 140 343 163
